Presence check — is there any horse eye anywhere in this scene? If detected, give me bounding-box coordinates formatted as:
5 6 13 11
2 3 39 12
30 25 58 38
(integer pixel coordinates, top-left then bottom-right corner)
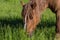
29 13 33 19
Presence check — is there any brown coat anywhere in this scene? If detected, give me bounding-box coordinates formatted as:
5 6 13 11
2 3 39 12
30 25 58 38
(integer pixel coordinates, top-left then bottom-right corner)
21 0 60 36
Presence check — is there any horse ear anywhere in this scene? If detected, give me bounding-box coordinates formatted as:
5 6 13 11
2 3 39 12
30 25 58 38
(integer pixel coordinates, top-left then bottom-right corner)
30 1 37 9
20 1 25 6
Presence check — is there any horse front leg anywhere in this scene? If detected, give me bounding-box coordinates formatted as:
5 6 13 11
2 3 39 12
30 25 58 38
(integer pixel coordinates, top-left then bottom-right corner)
56 10 60 40
56 10 60 33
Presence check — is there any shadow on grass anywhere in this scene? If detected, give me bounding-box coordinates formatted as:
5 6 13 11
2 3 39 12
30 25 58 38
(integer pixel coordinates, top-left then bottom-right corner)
0 18 56 28
0 18 24 28
37 21 56 28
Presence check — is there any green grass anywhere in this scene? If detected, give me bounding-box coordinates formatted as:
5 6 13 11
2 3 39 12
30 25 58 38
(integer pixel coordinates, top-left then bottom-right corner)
0 0 56 40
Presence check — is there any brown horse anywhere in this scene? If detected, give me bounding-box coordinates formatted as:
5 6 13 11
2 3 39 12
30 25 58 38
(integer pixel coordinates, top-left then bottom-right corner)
20 0 60 37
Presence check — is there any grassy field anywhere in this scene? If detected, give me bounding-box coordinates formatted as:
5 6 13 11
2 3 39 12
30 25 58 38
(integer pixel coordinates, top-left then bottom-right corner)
0 0 56 40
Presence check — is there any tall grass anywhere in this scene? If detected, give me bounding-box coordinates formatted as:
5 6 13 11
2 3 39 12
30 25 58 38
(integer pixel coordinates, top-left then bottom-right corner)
0 0 56 40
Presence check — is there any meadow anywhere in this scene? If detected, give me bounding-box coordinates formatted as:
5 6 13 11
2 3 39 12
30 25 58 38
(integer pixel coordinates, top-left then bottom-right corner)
0 0 56 40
